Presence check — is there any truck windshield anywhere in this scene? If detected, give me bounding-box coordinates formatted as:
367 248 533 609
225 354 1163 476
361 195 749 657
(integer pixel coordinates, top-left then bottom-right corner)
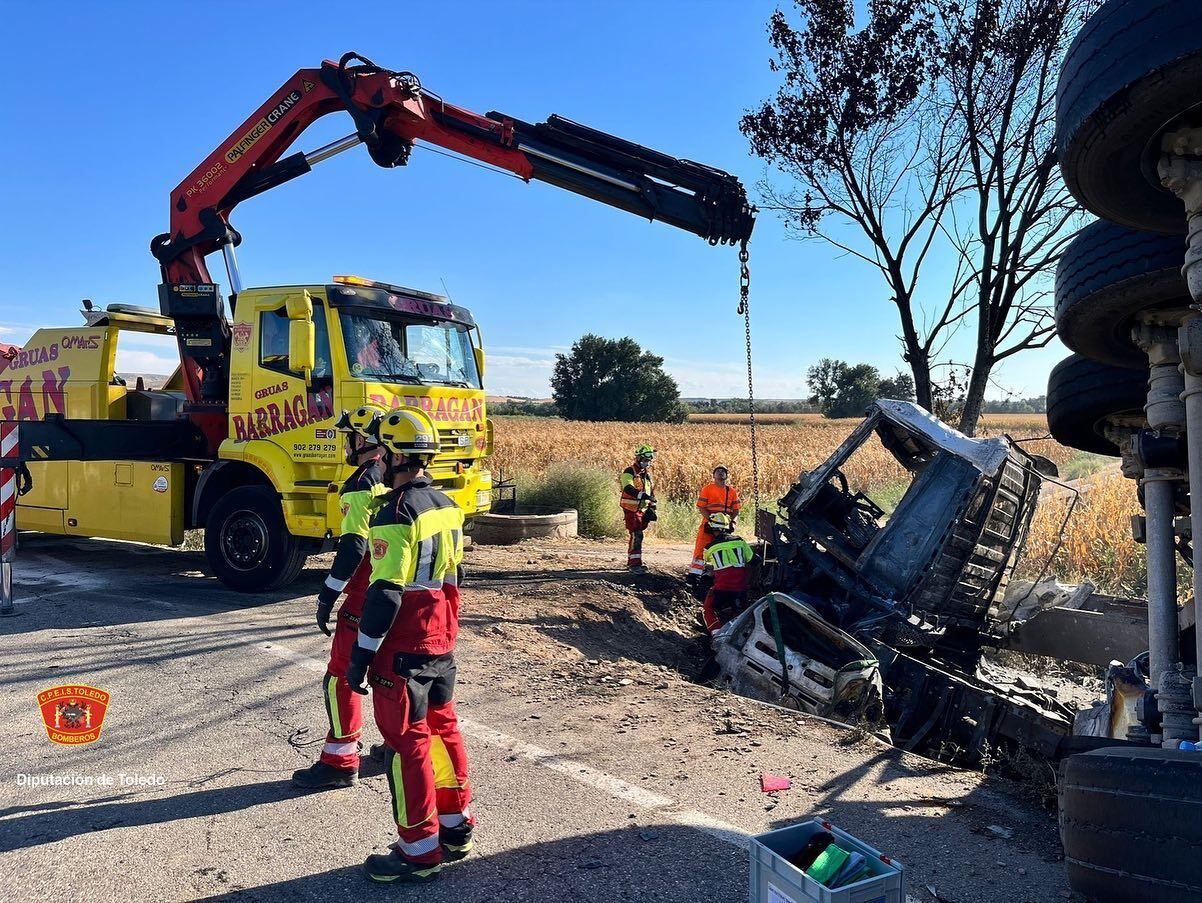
340 311 481 389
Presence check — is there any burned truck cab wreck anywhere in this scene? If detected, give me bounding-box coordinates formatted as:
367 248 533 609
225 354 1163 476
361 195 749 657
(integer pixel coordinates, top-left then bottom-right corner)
715 401 1074 764
768 401 1043 664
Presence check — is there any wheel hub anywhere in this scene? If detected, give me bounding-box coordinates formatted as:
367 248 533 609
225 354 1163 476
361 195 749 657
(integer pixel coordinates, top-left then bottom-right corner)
223 511 269 570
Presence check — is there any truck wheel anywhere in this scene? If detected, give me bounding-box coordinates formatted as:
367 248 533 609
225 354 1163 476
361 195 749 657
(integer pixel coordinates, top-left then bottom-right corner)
204 485 305 592
1047 354 1148 456
1056 0 1202 233
1060 746 1202 902
1055 220 1188 367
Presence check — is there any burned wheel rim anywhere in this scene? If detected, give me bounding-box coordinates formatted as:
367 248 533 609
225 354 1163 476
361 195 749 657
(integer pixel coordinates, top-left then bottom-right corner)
221 510 270 571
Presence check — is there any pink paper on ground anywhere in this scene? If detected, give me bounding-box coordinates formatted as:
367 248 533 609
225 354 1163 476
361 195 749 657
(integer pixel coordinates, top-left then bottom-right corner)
760 773 792 792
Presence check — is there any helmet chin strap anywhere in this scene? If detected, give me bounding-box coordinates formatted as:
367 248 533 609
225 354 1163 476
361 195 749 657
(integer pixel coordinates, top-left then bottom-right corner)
385 452 430 487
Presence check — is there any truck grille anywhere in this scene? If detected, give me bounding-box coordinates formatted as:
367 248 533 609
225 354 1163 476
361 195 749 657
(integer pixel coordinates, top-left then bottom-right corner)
440 431 472 454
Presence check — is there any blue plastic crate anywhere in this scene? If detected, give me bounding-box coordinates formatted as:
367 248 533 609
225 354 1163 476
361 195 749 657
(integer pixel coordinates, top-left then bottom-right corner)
749 819 905 903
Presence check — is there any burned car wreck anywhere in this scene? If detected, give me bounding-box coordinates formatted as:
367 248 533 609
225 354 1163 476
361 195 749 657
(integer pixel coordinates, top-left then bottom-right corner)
713 401 1076 764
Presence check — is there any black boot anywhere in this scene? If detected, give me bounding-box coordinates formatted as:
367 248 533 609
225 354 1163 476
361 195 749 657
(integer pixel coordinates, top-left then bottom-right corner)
440 819 475 861
363 850 441 883
291 760 357 789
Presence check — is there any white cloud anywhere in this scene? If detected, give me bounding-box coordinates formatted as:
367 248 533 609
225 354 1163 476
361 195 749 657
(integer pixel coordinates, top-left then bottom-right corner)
491 344 570 356
486 353 556 397
484 348 813 400
664 355 809 399
0 322 51 341
115 348 177 375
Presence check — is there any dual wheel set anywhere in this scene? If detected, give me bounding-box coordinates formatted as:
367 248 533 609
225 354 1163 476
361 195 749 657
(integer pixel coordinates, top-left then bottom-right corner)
1045 2 1202 900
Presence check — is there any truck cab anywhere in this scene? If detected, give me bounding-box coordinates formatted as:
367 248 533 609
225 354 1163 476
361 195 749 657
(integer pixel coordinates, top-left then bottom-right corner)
12 276 493 592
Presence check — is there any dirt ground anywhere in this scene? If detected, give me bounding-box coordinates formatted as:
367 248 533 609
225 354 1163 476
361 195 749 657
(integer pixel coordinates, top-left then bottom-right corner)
459 537 1081 902
0 533 1087 902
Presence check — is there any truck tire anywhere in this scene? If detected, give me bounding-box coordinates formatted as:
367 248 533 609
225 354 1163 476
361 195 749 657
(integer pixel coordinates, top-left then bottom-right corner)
1047 355 1148 456
1060 746 1202 902
1055 220 1189 367
204 485 305 592
1056 0 1202 233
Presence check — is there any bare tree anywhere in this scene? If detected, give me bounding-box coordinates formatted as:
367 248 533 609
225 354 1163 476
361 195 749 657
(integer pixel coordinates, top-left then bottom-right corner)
742 0 1099 434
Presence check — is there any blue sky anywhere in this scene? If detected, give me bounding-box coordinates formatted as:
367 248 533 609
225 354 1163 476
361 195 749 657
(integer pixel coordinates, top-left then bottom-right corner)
0 0 1067 400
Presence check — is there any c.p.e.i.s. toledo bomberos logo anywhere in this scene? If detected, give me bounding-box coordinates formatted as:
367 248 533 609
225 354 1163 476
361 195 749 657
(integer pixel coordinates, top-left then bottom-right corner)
37 685 110 745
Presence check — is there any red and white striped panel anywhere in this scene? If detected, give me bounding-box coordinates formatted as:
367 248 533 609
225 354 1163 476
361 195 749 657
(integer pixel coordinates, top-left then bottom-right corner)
0 423 16 562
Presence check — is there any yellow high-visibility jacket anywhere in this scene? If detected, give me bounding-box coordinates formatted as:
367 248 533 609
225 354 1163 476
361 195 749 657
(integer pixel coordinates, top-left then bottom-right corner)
620 465 654 512
324 459 387 593
357 475 464 651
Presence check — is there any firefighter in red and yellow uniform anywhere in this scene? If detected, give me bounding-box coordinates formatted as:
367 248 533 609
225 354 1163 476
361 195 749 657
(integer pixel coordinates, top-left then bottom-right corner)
701 513 755 633
292 403 388 790
345 408 472 884
619 444 657 572
688 466 742 582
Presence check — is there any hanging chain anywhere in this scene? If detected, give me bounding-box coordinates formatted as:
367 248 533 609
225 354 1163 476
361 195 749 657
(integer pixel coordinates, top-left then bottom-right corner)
736 238 760 513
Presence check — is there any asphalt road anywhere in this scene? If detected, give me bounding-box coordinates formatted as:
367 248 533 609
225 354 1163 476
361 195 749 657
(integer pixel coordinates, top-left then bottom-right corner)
0 534 1075 903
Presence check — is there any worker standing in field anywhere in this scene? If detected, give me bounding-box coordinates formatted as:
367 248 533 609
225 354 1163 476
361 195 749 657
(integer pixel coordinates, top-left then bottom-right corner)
688 466 742 583
292 403 387 790
345 408 472 884
700 513 755 633
620 444 657 573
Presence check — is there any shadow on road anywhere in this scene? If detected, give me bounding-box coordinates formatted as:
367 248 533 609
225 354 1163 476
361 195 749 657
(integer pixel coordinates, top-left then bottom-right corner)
0 777 302 854
1 534 327 635
198 823 748 902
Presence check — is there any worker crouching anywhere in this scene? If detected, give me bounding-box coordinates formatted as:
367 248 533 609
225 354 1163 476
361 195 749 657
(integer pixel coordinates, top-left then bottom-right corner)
345 408 473 883
619 444 657 573
701 513 755 633
292 404 387 789
689 466 742 582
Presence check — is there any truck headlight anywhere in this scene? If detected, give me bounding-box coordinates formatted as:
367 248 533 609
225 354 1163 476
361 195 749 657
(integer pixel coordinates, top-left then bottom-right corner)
476 490 491 509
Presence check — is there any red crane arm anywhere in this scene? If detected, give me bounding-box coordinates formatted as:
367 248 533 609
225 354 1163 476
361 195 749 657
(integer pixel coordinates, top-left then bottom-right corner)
152 53 754 286
149 53 755 452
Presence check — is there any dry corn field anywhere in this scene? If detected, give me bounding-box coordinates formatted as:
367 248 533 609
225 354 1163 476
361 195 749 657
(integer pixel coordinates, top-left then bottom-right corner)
1020 471 1146 595
490 413 1147 594
490 413 1073 502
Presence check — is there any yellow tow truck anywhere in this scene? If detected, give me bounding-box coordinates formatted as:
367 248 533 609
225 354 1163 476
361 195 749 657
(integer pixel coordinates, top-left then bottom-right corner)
10 277 492 590
0 52 752 593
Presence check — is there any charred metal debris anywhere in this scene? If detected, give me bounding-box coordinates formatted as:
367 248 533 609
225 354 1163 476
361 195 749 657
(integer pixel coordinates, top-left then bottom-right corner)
714 401 1082 766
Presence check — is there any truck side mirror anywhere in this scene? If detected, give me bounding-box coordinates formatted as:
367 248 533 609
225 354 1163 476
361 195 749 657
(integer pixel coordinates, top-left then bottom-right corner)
287 291 316 384
474 347 486 382
285 292 313 321
289 320 315 384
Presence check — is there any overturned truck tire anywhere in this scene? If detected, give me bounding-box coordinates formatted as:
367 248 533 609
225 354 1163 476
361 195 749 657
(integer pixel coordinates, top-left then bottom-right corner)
1047 355 1148 456
1055 220 1188 368
1060 746 1202 902
1057 0 1202 233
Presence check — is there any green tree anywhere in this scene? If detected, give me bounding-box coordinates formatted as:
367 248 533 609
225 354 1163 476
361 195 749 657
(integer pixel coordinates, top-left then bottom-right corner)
807 360 917 417
879 371 916 402
806 358 844 413
551 335 688 423
807 359 876 418
829 363 882 418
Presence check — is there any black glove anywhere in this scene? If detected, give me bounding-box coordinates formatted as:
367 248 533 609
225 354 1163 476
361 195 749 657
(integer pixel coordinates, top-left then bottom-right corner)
315 586 339 636
345 646 375 696
643 507 658 524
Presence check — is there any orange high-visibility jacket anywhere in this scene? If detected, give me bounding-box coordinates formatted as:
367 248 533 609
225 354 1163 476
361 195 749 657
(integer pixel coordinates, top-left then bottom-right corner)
696 482 742 519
